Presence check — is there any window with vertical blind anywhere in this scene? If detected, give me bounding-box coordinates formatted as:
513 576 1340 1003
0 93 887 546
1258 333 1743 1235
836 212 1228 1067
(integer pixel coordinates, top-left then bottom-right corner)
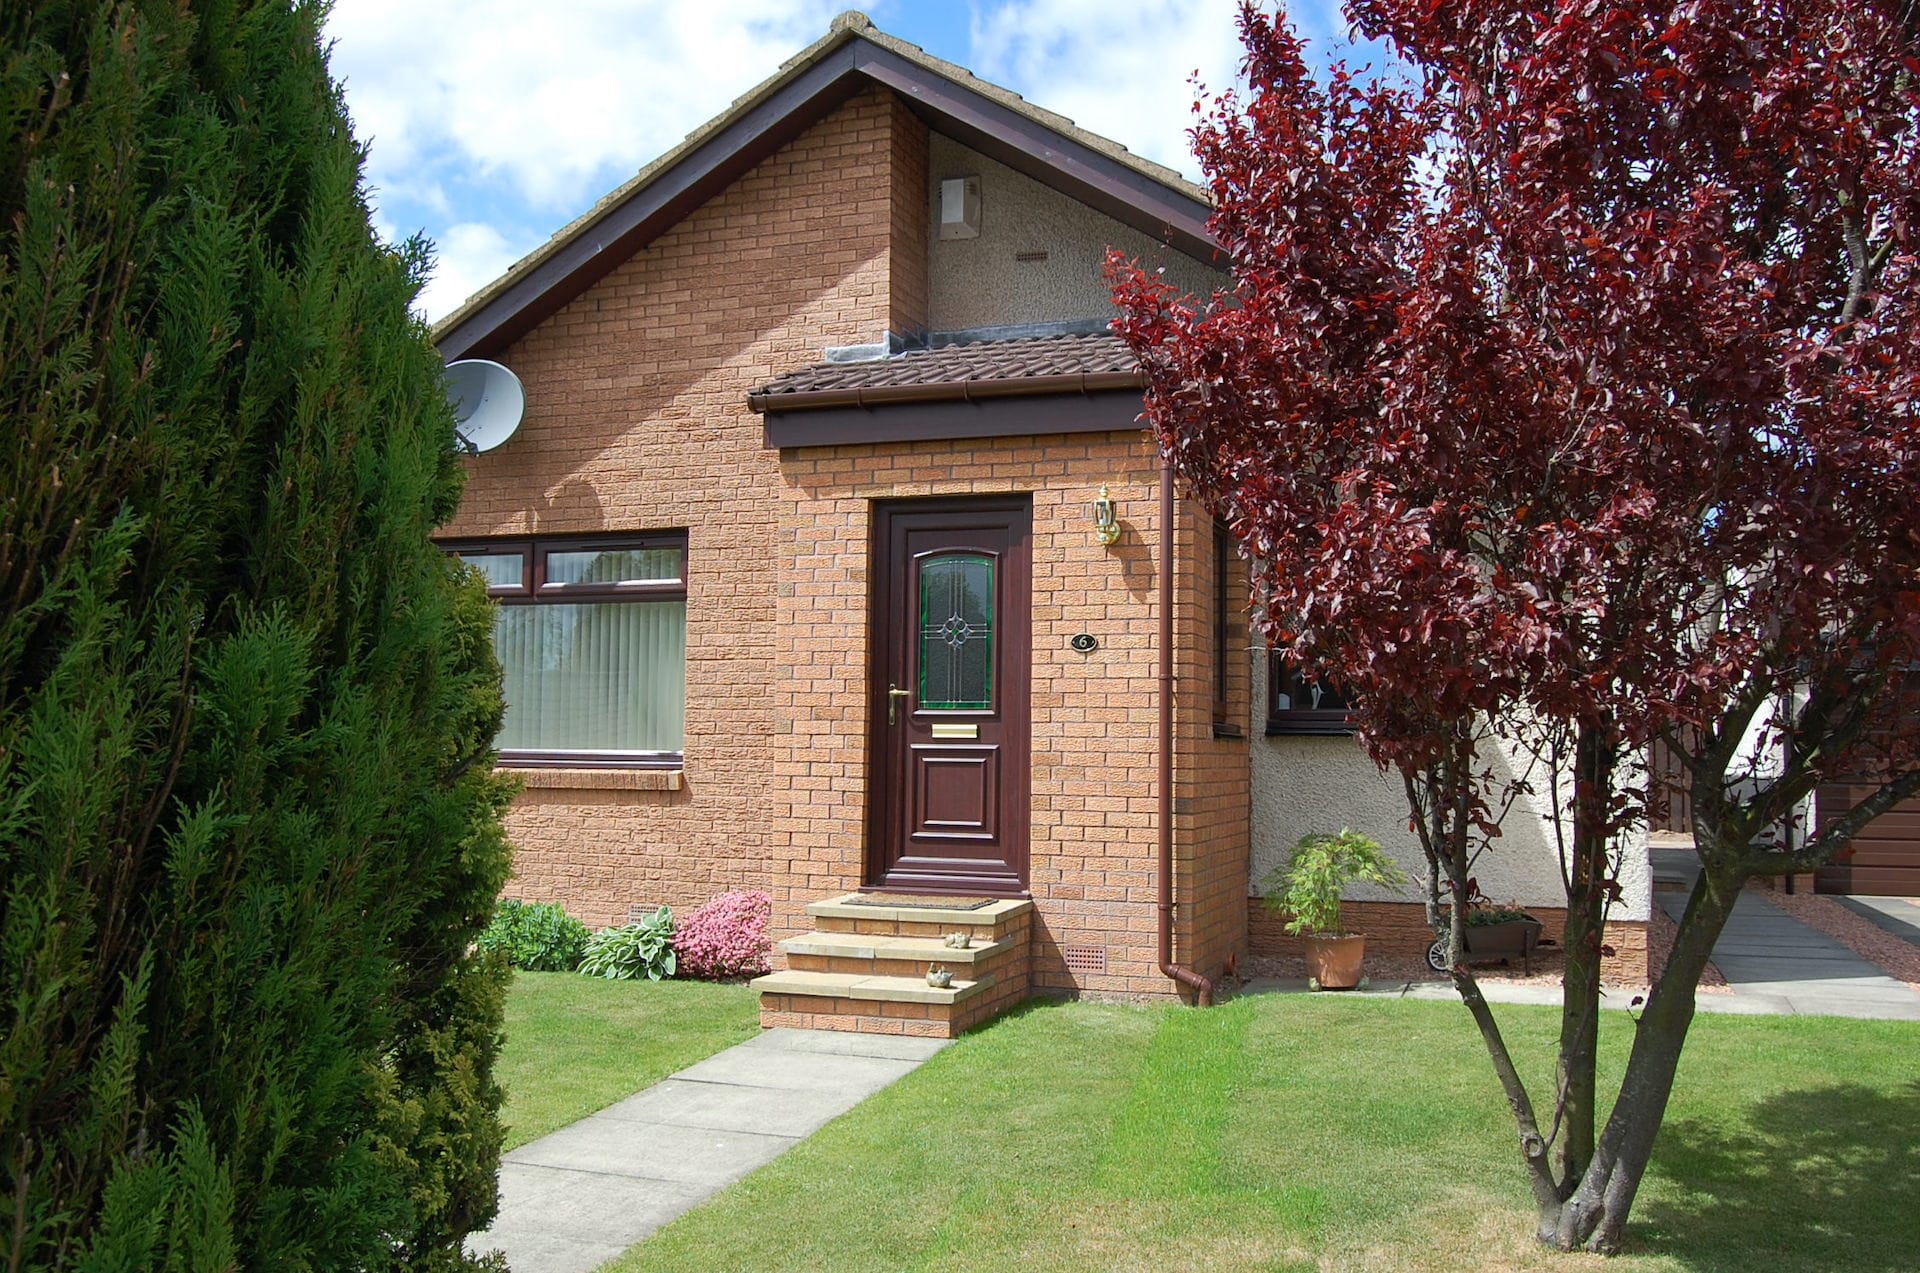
442 533 687 767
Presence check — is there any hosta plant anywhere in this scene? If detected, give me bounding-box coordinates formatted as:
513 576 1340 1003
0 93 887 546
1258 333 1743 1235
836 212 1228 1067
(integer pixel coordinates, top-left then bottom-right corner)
579 907 677 981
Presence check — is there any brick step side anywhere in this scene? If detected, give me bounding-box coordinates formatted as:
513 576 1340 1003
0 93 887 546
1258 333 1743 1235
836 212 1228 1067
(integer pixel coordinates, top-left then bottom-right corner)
755 970 994 1040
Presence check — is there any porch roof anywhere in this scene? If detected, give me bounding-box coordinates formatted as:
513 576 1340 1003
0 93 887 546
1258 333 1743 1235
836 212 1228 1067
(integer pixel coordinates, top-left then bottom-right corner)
747 332 1143 414
751 333 1147 448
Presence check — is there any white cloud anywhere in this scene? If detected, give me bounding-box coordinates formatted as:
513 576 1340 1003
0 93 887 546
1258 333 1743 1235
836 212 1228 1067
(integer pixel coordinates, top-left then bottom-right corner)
969 0 1247 180
324 0 845 214
323 1 1357 321
970 0 1355 180
414 222 536 323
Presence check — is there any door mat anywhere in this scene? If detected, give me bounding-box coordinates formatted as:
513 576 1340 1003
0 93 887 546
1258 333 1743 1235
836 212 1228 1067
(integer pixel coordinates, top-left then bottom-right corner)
846 894 996 910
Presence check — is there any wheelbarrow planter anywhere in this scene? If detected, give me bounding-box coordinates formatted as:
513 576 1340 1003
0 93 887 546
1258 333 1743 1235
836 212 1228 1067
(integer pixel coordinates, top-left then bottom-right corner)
1426 916 1544 973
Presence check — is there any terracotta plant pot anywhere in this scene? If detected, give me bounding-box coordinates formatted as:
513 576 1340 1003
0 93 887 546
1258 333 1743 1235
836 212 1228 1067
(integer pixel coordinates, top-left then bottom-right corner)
1302 932 1367 989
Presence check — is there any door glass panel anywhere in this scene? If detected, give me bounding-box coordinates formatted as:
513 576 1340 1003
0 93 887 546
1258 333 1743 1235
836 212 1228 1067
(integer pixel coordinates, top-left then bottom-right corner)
919 554 993 710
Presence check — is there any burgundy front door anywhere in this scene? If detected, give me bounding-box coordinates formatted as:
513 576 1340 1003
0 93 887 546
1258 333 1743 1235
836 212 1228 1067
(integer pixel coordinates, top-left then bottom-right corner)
868 497 1031 895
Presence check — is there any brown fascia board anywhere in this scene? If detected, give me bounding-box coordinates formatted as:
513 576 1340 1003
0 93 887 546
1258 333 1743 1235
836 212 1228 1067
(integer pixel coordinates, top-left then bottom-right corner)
758 382 1147 449
433 35 1217 363
748 368 1142 414
434 44 866 362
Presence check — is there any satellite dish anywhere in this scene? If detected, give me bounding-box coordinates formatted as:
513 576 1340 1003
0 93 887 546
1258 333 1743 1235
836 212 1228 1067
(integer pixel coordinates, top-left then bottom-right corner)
444 359 525 454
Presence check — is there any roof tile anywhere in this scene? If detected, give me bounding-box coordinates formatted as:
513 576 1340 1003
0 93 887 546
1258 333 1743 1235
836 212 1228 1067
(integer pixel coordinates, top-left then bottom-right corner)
754 332 1139 397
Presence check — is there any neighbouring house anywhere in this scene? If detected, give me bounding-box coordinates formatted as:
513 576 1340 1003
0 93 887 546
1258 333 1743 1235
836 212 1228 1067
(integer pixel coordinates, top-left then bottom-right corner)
432 11 1651 1037
1651 734 1920 897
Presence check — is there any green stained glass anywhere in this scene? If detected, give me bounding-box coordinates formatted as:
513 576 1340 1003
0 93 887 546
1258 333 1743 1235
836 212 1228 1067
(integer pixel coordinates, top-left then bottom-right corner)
919 554 994 710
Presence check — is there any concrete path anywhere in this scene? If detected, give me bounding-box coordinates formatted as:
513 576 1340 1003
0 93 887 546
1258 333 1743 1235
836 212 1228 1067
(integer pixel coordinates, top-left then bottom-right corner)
469 1028 949 1273
1242 976 1673 1012
1835 894 1920 948
1651 849 1920 1020
1244 852 1920 1021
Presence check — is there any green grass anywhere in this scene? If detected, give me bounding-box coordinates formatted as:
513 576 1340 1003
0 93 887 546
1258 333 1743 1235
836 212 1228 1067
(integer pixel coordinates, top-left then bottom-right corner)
496 971 759 1150
600 994 1920 1273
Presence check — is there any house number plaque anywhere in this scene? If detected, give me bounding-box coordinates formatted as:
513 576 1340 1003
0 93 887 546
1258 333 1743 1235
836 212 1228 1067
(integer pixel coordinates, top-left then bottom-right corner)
1070 633 1098 653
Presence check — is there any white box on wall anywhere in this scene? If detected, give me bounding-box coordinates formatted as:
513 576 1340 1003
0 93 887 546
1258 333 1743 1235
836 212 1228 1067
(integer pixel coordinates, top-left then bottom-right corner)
939 175 981 240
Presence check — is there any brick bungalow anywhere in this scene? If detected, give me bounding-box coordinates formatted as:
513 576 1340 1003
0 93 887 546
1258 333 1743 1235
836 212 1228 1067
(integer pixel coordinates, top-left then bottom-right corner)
432 12 1650 1036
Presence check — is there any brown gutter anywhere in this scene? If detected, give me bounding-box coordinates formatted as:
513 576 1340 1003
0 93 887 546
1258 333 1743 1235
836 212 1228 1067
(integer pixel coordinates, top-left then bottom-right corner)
747 369 1143 415
1158 454 1214 1006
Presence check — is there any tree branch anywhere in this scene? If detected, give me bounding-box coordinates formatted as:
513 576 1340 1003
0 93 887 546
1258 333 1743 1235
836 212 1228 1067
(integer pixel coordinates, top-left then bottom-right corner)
1762 765 1920 871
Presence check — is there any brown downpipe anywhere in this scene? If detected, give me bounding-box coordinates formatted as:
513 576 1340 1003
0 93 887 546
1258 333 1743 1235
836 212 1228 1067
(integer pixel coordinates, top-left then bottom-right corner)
1158 454 1214 1006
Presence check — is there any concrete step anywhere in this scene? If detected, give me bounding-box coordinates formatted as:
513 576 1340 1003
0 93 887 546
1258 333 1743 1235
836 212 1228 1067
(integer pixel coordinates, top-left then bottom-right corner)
805 894 1032 939
779 931 1017 977
751 969 993 1006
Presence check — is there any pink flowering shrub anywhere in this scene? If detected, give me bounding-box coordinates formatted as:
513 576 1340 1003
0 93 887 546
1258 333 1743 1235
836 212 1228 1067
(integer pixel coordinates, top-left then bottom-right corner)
672 889 773 980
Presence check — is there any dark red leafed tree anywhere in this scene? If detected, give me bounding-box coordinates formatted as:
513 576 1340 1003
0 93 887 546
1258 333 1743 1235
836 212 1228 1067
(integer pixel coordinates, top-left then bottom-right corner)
1113 0 1920 1254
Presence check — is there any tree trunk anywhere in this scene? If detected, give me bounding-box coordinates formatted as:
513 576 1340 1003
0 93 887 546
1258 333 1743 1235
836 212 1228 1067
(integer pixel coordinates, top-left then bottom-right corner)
1536 859 1746 1252
1553 726 1612 1191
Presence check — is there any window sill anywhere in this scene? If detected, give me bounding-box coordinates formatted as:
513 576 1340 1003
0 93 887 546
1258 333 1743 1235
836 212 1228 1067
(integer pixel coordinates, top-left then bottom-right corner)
1265 720 1359 738
1211 722 1246 740
502 767 685 791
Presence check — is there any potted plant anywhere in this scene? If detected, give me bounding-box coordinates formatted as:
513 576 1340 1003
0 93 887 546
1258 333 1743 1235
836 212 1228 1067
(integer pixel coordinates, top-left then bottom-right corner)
1263 829 1408 989
1425 896 1546 973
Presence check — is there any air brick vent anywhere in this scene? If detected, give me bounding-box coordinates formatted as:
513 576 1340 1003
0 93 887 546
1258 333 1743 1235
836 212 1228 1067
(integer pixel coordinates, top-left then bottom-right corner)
1062 945 1108 975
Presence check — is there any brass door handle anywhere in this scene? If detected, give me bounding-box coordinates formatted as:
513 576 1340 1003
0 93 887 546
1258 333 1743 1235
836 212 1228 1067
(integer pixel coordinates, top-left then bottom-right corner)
888 684 912 725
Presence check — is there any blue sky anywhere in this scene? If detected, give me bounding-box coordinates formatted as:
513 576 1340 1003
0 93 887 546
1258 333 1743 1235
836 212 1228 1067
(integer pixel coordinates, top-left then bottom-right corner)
321 2 1347 321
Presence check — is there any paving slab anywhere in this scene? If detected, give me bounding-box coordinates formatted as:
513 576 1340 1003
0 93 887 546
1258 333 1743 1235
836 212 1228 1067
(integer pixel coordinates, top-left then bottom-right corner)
469 1227 626 1272
1836 895 1920 947
481 1164 707 1246
507 1117 798 1186
1653 848 1920 1020
672 1043 921 1093
744 1025 950 1062
597 1077 855 1138
467 1027 949 1273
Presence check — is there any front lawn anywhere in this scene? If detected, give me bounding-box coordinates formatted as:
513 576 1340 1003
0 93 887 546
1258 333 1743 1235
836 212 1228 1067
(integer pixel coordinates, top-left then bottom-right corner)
496 971 760 1150
604 994 1918 1272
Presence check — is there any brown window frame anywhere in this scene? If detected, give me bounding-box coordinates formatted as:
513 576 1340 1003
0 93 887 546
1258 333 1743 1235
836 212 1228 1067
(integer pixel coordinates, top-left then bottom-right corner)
1266 648 1356 736
441 531 689 769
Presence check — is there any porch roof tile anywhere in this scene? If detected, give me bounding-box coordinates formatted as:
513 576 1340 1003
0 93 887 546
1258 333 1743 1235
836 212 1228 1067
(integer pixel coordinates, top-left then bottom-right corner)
751 332 1140 400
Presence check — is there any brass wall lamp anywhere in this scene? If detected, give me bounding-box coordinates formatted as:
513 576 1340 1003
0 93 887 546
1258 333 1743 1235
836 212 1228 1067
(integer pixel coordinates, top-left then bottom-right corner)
1091 485 1121 546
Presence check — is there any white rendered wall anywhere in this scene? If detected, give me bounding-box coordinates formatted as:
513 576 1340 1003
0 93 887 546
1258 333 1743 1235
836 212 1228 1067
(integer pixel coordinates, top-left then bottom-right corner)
925 134 1222 332
1248 653 1652 922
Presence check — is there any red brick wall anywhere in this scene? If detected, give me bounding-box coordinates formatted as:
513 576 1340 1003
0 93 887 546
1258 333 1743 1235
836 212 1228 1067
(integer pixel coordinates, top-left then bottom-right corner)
443 86 1249 999
1247 900 1651 985
444 90 916 927
773 437 1248 997
886 97 929 340
1174 508 1251 989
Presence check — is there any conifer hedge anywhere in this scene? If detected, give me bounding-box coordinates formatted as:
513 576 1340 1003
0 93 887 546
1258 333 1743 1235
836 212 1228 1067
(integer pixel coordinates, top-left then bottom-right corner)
0 2 513 1266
